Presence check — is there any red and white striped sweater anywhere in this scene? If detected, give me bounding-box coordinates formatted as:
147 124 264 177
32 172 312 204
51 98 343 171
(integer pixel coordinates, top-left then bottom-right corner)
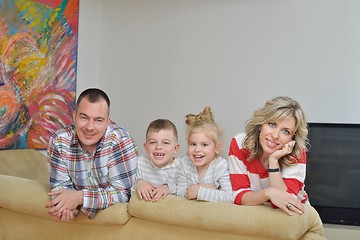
228 133 309 206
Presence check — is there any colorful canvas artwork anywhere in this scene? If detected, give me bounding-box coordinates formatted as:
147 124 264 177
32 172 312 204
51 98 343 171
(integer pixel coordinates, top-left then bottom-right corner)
0 0 79 149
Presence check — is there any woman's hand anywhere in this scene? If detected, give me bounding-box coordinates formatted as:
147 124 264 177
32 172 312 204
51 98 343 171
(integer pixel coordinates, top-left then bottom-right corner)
269 140 296 165
265 187 304 216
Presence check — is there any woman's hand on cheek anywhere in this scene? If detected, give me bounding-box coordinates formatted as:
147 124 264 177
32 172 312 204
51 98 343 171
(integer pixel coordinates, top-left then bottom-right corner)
270 140 296 160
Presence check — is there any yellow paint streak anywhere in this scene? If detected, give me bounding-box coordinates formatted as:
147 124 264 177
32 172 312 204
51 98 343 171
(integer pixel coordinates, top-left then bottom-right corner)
15 55 47 84
14 0 50 30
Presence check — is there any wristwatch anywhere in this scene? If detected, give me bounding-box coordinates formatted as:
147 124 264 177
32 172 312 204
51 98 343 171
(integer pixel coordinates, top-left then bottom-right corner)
268 168 280 173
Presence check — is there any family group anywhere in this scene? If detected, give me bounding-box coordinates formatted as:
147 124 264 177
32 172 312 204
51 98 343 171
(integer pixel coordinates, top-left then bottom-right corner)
45 88 309 222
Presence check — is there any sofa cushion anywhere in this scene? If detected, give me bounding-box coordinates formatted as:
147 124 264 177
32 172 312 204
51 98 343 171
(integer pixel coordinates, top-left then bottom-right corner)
0 149 49 183
128 193 324 240
0 174 131 225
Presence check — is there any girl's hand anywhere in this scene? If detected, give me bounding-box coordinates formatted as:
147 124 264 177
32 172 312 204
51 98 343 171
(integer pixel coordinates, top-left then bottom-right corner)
265 187 304 216
186 184 200 200
59 209 75 222
199 183 217 189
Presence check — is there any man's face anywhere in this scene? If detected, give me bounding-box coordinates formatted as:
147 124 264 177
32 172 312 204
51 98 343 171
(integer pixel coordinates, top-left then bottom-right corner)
73 97 109 154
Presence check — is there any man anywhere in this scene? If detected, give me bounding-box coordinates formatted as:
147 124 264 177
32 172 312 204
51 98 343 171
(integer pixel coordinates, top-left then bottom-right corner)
45 88 138 221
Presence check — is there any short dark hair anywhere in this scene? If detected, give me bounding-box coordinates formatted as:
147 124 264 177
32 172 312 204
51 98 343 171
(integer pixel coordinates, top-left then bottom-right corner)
76 88 110 112
146 119 178 142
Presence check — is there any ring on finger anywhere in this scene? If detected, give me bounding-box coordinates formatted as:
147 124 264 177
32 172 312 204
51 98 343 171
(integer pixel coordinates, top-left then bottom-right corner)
286 203 292 208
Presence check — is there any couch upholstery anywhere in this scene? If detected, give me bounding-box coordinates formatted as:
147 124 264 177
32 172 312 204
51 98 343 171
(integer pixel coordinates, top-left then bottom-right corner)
0 149 326 240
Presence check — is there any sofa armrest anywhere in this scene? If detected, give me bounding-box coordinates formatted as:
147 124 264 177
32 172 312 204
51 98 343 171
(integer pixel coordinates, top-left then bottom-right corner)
129 193 325 240
0 174 130 225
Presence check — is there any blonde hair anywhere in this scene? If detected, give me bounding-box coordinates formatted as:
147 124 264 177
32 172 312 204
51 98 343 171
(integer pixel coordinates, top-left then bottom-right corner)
243 96 309 167
185 107 223 155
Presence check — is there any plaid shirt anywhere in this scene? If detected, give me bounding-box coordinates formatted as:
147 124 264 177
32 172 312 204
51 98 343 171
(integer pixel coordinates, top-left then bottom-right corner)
47 121 138 219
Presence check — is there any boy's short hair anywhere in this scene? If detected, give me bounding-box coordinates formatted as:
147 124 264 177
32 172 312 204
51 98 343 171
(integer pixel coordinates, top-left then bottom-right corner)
146 119 178 142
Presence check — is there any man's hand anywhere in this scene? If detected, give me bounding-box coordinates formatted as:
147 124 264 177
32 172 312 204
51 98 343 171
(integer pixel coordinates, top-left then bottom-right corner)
45 189 83 221
49 208 75 222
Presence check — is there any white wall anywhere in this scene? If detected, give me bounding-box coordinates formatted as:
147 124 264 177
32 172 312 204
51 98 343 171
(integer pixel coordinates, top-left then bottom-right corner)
77 0 102 92
79 0 360 157
77 0 360 238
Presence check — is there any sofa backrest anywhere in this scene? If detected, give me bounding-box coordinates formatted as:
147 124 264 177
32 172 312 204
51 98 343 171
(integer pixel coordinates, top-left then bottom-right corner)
0 149 49 183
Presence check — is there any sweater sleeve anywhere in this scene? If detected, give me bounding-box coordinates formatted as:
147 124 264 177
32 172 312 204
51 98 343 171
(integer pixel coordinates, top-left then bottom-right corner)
228 135 252 205
197 158 233 202
282 150 309 203
176 158 188 197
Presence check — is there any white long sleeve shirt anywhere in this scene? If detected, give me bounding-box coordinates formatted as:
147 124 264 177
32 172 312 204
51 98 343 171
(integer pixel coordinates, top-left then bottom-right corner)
135 155 180 194
177 156 233 202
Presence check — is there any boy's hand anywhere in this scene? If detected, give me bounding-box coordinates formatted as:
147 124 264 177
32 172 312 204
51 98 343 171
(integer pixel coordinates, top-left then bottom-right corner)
136 179 156 201
151 184 169 202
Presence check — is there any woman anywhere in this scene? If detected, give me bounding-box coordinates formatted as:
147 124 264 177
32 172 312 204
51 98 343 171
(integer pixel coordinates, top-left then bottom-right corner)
228 96 309 216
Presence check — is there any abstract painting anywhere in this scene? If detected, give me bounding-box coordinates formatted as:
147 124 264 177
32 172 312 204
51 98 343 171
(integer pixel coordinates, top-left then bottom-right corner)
0 0 79 149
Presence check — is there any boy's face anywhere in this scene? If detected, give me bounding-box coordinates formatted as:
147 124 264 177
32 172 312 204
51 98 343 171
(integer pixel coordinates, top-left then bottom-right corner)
144 129 180 168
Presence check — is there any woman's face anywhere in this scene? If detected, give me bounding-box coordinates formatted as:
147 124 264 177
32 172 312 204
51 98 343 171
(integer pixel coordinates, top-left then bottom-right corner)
259 116 296 157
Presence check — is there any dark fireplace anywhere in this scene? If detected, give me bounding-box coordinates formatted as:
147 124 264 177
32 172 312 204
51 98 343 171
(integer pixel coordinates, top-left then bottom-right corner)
305 123 360 226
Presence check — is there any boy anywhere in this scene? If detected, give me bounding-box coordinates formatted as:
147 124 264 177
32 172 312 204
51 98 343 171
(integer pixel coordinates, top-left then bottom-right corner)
135 119 180 202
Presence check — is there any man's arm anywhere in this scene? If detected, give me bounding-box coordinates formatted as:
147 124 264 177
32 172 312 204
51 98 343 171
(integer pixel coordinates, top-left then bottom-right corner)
81 137 138 218
47 137 75 191
46 135 80 221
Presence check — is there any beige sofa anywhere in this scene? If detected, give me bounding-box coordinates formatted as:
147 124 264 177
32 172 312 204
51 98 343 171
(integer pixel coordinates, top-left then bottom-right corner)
0 149 326 240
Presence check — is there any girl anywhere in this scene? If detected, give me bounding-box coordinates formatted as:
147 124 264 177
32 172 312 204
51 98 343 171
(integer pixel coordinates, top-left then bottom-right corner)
177 107 232 202
228 96 309 216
